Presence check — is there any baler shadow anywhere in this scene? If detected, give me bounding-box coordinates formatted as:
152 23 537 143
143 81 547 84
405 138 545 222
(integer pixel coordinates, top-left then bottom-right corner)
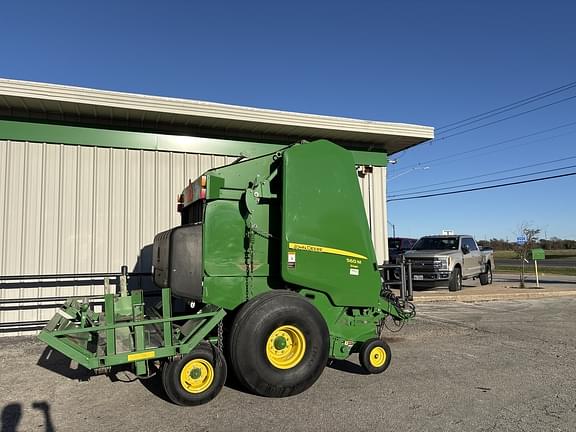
138 370 173 404
327 359 369 375
137 367 249 403
36 346 92 381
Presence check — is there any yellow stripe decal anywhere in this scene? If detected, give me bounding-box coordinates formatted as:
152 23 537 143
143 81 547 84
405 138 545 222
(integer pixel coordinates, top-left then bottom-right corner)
288 242 367 260
128 351 156 362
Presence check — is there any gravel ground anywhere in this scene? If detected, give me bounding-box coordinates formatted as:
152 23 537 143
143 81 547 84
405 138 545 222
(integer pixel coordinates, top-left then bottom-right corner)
1 297 576 431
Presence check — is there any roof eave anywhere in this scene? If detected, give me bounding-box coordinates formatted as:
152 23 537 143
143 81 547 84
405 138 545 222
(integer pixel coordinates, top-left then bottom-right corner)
0 78 434 153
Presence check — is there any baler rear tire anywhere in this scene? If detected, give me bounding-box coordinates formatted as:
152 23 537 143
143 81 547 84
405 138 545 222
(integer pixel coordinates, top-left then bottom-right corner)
229 291 329 398
162 342 227 406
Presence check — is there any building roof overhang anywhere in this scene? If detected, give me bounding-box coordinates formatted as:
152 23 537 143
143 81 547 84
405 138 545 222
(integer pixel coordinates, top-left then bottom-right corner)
0 78 433 154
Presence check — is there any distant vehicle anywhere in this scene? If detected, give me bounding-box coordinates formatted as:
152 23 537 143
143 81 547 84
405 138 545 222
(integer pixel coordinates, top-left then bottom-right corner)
388 237 417 263
403 235 495 291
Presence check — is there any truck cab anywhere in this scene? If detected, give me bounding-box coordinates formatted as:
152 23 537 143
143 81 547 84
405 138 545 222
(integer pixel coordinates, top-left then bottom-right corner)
387 237 417 263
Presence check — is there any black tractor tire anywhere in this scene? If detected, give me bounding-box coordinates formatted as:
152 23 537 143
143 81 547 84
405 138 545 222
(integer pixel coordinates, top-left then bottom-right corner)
479 264 493 285
359 338 392 374
162 342 227 406
448 267 462 292
229 290 329 398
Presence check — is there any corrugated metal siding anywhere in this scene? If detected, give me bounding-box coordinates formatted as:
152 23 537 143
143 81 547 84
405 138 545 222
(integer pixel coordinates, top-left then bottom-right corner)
0 139 238 335
358 166 388 264
0 139 387 335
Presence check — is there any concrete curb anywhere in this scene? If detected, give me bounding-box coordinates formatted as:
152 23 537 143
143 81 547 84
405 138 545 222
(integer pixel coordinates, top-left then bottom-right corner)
413 290 576 303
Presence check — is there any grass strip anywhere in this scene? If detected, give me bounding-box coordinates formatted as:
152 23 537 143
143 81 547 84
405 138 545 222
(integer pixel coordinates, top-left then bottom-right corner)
496 265 576 276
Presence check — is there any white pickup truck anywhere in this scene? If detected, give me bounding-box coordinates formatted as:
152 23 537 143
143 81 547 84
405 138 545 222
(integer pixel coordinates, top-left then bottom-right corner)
403 235 494 291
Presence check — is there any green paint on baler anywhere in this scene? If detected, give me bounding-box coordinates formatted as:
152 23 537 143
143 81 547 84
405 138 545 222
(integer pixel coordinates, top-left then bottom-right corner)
281 140 381 307
197 140 406 356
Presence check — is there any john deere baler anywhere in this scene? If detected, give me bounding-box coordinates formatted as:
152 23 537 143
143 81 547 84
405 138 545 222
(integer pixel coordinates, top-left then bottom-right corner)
39 139 414 405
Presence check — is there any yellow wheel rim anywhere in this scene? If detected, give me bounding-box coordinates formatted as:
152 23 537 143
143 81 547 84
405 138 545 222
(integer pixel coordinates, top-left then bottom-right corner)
369 346 387 368
266 325 306 369
180 359 214 394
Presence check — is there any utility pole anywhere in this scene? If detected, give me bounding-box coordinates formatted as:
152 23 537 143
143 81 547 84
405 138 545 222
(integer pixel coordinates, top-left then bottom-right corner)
387 221 396 238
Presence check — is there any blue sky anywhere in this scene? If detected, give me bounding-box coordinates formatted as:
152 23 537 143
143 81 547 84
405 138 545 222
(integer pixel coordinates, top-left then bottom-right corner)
1 1 575 240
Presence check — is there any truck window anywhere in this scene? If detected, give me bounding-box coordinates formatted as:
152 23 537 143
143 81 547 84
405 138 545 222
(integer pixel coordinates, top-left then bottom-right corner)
402 239 415 249
462 238 478 251
412 237 458 250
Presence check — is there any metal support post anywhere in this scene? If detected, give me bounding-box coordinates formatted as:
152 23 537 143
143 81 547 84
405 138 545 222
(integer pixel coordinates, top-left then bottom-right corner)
104 293 116 357
406 261 413 301
131 290 147 375
161 288 173 348
400 260 407 300
119 265 128 297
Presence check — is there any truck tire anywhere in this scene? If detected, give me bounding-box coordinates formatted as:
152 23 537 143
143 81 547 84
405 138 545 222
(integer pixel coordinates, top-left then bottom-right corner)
448 267 462 292
229 290 329 397
479 263 493 285
359 338 392 374
162 342 227 406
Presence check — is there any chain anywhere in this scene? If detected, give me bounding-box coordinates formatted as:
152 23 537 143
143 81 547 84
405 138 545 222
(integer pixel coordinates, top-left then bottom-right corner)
244 219 255 300
217 319 223 352
216 319 224 366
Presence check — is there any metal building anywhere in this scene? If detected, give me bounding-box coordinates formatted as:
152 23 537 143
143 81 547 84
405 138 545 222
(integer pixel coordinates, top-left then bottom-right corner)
0 78 433 335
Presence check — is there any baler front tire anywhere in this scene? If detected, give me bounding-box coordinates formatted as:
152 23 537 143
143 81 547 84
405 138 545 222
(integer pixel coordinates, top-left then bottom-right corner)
359 338 392 374
230 291 329 398
162 342 227 406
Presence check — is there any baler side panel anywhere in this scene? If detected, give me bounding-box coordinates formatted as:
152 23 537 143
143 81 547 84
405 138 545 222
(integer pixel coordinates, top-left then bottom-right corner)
281 140 381 307
203 200 249 276
201 152 283 309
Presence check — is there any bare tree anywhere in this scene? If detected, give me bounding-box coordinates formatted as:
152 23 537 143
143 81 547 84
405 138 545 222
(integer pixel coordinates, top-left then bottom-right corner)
515 223 541 288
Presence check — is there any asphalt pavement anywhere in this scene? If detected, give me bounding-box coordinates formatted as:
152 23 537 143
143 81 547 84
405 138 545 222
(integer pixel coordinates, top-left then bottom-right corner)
2 297 576 431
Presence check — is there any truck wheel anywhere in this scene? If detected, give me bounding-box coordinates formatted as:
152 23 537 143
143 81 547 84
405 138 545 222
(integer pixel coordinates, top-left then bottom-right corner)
229 291 329 397
448 267 462 292
359 338 392 374
162 342 227 406
479 264 493 285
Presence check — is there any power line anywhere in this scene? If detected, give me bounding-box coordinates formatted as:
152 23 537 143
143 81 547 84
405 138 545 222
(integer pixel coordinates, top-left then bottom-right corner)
399 122 576 170
436 80 576 133
418 121 576 166
390 155 576 194
423 129 576 170
396 80 576 172
388 163 576 198
387 171 576 202
436 93 576 140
